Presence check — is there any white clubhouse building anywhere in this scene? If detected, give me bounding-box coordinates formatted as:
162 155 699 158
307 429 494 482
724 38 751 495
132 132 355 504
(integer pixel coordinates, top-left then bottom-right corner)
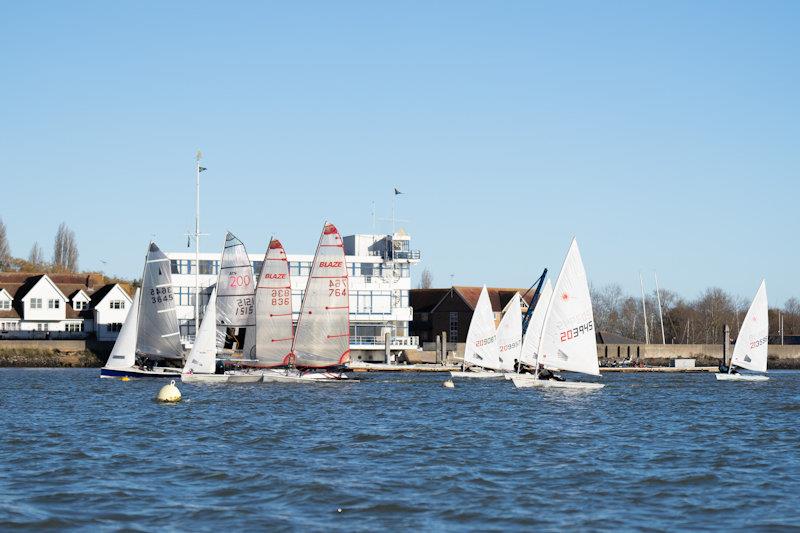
167 231 421 362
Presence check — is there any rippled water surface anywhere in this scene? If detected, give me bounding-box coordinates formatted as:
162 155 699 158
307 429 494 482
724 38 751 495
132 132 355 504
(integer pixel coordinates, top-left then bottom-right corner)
1 369 799 531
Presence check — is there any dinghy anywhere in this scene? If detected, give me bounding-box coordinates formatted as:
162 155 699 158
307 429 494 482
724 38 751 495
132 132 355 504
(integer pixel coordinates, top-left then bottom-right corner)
287 222 354 382
505 279 552 379
215 232 261 382
450 285 504 379
100 243 184 378
715 280 769 382
512 239 604 390
181 288 228 383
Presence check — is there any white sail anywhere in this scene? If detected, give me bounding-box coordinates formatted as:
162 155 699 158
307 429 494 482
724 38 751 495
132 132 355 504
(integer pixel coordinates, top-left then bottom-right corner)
183 288 218 374
254 238 294 367
216 232 256 349
538 239 599 376
292 223 350 368
137 242 183 359
105 288 140 369
496 293 522 371
520 279 553 366
731 280 768 373
464 285 501 370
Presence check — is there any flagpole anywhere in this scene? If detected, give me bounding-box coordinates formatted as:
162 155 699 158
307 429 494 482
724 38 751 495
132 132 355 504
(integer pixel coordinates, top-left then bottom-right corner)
194 151 201 340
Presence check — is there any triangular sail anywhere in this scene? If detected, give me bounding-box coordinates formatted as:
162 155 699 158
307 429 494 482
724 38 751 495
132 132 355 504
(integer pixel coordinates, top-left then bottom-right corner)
538 239 599 376
216 232 256 348
292 223 350 368
254 238 294 367
731 280 768 373
520 279 553 366
105 288 140 369
137 243 183 359
496 293 522 371
464 285 501 370
183 288 218 374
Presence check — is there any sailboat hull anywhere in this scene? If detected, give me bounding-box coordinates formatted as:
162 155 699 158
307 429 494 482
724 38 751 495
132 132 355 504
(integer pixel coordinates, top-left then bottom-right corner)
715 373 769 382
262 369 353 383
181 373 229 384
225 372 263 383
449 371 505 379
511 376 604 390
100 366 182 379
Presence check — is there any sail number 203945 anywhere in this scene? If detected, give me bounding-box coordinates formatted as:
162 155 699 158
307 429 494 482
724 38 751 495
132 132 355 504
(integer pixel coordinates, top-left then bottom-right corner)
560 320 593 342
329 279 347 297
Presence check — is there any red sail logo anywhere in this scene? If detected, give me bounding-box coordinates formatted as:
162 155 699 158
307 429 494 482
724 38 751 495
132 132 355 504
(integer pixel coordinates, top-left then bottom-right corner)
320 261 342 268
265 273 286 279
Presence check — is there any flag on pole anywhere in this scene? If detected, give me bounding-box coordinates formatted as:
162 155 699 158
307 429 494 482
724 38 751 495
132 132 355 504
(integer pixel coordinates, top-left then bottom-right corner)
394 188 402 195
199 166 207 172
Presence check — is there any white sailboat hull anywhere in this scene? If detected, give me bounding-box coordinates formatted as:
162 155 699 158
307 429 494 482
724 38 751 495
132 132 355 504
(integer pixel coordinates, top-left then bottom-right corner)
100 366 182 379
262 370 352 383
511 376 605 390
225 372 263 383
181 373 229 384
715 373 769 382
450 371 505 379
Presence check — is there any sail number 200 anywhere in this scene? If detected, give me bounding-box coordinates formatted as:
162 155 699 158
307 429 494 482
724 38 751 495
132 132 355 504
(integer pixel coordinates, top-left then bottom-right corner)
329 279 347 297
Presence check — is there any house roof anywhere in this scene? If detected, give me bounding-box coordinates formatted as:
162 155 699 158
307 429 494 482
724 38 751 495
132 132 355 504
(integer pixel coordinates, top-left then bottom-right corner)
596 331 642 344
0 272 126 320
416 286 538 314
409 289 450 313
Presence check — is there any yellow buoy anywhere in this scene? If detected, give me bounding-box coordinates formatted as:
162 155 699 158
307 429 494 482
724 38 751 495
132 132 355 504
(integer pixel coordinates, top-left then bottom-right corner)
443 379 455 388
156 380 182 402
121 376 131 382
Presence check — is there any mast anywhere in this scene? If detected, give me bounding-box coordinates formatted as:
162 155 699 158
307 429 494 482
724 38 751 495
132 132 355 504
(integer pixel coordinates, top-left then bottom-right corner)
521 268 548 335
194 150 202 341
654 271 666 344
639 272 650 344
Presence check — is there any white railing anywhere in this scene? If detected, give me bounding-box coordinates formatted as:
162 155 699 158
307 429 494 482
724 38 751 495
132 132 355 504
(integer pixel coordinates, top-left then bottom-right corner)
350 335 419 348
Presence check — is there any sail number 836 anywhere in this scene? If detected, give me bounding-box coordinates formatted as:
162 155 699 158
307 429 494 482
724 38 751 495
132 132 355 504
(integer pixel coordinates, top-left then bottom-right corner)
271 289 290 306
329 279 347 297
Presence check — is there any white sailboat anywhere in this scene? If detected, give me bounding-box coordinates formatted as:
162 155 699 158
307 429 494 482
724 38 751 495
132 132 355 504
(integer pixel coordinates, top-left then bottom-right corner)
182 288 228 383
215 232 260 383
512 239 604 390
450 285 504 379
100 243 184 378
716 280 769 382
505 279 554 379
496 293 523 372
288 222 353 382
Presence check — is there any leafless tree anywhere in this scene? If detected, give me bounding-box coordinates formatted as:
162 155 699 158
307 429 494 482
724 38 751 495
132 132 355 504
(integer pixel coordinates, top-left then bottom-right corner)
0 218 9 270
53 222 79 272
28 242 45 267
418 268 433 289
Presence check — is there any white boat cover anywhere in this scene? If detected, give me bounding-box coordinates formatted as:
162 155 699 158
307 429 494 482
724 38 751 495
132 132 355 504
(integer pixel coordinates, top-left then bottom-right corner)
137 242 183 359
254 238 294 367
292 223 351 368
183 288 218 374
105 288 140 369
464 285 501 370
496 292 522 371
520 279 553 366
731 280 768 373
538 239 599 376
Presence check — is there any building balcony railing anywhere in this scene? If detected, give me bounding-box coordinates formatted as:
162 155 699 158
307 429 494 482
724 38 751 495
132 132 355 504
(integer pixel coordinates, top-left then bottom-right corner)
0 331 88 341
350 335 419 348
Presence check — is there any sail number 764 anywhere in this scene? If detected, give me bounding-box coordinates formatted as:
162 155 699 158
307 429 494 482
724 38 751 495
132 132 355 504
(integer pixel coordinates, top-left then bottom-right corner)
329 279 347 297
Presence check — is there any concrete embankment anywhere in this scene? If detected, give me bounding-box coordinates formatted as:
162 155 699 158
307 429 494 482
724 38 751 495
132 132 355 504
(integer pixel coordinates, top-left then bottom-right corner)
0 340 112 367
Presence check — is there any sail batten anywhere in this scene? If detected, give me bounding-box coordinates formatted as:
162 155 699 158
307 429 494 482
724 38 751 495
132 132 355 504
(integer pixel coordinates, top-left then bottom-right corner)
254 238 294 367
731 280 768 373
537 239 599 376
291 223 350 368
137 242 183 359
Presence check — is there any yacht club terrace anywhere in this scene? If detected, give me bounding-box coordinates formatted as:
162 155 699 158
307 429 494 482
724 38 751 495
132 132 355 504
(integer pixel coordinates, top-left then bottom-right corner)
167 231 421 362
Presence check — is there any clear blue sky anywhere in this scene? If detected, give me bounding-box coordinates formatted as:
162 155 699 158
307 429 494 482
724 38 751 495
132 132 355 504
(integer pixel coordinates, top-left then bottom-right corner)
1 1 798 304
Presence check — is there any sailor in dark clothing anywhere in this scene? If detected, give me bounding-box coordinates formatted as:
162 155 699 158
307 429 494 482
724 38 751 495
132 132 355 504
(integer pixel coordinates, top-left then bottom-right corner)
538 368 566 381
719 362 740 374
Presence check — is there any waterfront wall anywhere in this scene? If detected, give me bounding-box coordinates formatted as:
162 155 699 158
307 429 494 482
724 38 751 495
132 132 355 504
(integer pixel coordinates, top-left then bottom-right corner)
0 340 113 367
